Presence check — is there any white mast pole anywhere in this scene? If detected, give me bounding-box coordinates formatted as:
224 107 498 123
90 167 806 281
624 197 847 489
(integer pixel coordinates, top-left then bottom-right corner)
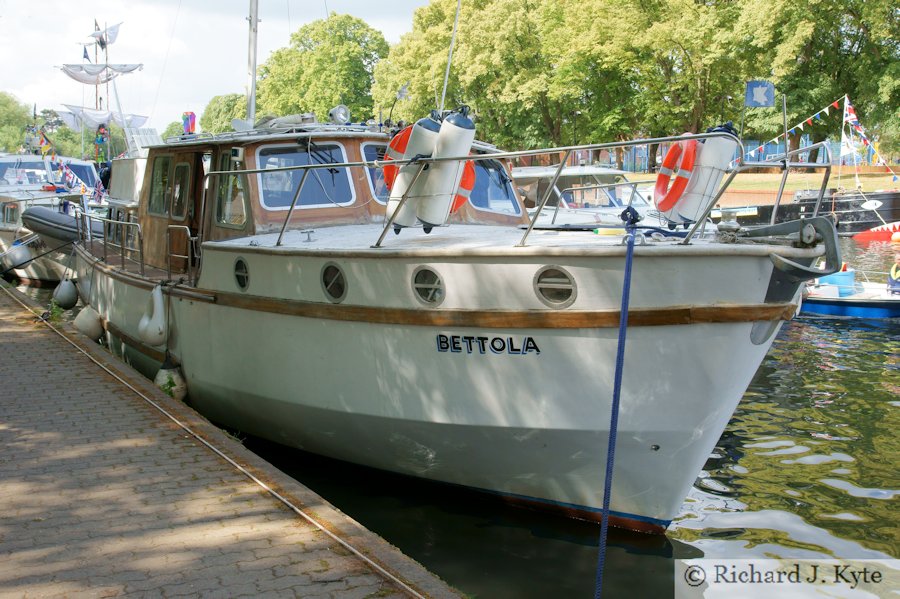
247 0 259 125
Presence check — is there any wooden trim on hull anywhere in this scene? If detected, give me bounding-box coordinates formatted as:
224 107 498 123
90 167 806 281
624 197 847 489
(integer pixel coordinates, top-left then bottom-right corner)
214 294 798 329
79 245 798 329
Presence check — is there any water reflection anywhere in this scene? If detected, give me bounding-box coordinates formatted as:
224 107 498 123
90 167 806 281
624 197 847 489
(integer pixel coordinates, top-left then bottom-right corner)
671 317 900 561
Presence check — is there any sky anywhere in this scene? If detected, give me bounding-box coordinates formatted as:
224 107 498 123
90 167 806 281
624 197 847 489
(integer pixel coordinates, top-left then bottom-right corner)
0 0 430 131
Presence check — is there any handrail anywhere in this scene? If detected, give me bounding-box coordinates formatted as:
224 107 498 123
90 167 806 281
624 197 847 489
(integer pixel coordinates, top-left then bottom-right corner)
549 180 649 224
166 225 194 284
189 131 840 253
81 213 145 276
681 143 833 244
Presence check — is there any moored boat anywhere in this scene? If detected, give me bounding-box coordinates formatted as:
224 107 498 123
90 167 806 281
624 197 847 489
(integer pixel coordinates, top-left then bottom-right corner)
0 155 98 283
68 108 842 533
801 268 900 319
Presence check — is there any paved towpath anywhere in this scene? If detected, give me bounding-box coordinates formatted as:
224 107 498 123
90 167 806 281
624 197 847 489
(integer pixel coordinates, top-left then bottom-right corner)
0 284 460 598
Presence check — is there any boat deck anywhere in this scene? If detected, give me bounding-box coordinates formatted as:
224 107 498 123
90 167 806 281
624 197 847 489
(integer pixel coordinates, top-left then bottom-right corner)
0 283 459 598
82 237 173 282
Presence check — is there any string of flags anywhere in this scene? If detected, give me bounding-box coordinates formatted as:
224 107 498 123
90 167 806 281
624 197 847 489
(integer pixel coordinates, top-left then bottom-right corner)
742 95 845 160
741 92 899 181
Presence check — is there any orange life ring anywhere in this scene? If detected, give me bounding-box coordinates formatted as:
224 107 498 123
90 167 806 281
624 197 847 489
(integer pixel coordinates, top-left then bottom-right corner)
654 138 698 212
450 160 476 213
383 125 413 191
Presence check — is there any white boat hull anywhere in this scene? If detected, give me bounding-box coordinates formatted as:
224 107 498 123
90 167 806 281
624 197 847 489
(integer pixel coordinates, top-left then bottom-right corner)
75 225 806 532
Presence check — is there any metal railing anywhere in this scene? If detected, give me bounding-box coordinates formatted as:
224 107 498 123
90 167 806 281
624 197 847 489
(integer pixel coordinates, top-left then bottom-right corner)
543 180 651 225
166 225 196 284
186 131 839 260
77 212 145 276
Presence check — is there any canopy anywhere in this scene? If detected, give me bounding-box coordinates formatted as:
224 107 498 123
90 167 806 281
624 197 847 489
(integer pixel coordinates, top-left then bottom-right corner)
59 104 149 131
60 63 143 85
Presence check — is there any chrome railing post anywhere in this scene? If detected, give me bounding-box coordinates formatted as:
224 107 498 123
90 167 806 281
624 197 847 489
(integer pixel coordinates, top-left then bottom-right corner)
276 169 311 247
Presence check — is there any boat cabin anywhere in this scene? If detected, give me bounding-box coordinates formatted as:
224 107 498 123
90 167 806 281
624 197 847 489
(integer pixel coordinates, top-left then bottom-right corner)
104 122 528 280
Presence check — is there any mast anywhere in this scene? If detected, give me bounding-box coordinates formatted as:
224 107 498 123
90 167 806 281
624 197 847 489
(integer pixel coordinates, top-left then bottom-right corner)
247 0 259 125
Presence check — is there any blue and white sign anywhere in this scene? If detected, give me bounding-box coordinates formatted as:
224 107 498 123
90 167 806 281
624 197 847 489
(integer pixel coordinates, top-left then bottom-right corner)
745 81 775 107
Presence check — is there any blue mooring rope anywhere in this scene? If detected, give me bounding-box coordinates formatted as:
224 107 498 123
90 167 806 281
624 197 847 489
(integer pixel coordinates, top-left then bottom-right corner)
594 207 641 598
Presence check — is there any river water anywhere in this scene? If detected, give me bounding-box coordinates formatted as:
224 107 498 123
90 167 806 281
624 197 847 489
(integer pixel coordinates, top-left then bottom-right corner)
14 239 899 597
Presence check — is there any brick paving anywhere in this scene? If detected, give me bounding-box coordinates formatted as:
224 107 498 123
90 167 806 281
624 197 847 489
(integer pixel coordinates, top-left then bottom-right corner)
0 285 460 599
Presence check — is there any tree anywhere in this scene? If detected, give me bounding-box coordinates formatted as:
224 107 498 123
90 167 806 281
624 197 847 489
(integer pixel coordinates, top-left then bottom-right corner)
373 0 583 148
0 92 32 153
256 13 389 122
734 0 899 156
162 121 185 139
200 94 246 134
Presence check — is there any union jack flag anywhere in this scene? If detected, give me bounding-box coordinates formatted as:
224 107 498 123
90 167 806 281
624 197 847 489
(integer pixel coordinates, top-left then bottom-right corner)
843 99 860 126
93 178 106 201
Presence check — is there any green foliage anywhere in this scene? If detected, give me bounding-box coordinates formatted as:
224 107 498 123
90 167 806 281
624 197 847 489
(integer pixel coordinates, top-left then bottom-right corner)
734 0 899 147
47 300 64 323
0 92 33 153
256 13 389 123
162 121 185 139
372 0 897 153
200 94 247 134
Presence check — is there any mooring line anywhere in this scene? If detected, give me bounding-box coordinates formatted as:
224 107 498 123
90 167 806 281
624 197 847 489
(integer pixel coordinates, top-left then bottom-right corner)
0 283 427 599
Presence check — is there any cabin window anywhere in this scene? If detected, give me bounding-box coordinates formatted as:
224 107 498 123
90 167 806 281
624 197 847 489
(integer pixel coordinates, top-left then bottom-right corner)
214 153 247 228
534 266 577 309
362 143 389 203
148 156 172 215
171 162 191 219
468 159 521 215
257 142 354 210
321 263 347 303
0 160 50 185
234 258 250 291
412 267 445 306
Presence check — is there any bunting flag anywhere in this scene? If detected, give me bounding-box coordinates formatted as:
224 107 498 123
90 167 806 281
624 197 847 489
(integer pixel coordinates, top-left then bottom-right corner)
59 163 88 192
83 46 90 62
739 94 847 161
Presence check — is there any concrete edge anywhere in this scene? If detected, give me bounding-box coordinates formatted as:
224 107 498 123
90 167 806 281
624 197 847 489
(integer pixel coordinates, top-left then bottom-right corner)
2 283 462 599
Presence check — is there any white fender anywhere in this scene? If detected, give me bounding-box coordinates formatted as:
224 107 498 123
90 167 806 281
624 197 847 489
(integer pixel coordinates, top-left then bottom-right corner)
416 109 477 227
137 285 167 347
52 279 78 310
154 355 188 401
74 306 104 341
386 116 441 228
661 136 738 224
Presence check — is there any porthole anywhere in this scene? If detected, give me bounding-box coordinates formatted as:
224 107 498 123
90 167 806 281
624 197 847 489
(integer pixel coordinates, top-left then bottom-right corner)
534 265 576 308
234 258 250 291
412 267 445 306
321 263 347 303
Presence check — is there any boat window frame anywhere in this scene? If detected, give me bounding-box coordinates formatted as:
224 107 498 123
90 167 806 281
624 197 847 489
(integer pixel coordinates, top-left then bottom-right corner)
255 141 356 211
465 158 523 217
361 142 389 205
213 151 249 230
170 161 192 221
147 155 174 217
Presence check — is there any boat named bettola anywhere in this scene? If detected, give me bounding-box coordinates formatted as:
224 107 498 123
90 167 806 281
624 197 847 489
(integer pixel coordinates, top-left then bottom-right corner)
69 103 841 534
